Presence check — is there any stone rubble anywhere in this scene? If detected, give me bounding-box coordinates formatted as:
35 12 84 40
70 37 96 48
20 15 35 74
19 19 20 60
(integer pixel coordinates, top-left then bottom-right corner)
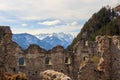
40 70 72 80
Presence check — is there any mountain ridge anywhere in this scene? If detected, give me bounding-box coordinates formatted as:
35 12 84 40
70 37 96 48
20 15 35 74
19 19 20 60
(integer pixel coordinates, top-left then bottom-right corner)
12 33 74 50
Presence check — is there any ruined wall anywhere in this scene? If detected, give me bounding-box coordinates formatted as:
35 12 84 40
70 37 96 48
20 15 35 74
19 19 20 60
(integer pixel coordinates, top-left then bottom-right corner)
76 40 98 80
0 26 120 80
0 26 23 74
50 46 65 71
21 45 74 80
18 44 46 80
77 35 120 80
0 26 73 80
45 46 74 79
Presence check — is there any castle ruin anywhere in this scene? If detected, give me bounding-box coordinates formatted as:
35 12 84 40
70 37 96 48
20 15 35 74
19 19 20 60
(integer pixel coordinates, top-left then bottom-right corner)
0 26 120 80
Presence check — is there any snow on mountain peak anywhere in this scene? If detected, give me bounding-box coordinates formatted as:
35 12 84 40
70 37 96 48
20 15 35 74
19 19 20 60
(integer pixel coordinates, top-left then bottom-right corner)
35 33 74 40
35 33 74 48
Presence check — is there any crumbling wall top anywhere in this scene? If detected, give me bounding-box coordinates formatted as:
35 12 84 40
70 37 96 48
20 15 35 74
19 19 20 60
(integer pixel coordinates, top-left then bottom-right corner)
25 44 47 54
0 26 12 34
51 45 64 53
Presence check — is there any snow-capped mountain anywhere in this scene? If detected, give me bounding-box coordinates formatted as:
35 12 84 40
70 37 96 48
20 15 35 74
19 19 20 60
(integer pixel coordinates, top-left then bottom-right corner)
35 33 74 48
35 34 50 40
12 33 52 50
12 33 74 50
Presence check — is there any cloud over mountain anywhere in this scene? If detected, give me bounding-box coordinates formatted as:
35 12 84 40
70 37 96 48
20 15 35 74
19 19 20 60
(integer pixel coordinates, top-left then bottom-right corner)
38 20 61 26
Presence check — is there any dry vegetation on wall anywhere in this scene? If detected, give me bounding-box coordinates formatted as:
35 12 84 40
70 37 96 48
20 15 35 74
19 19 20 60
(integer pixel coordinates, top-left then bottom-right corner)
0 70 28 80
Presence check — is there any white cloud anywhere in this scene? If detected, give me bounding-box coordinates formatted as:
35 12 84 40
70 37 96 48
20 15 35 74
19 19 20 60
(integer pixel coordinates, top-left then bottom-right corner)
38 20 61 26
21 23 28 27
71 21 78 26
12 22 82 36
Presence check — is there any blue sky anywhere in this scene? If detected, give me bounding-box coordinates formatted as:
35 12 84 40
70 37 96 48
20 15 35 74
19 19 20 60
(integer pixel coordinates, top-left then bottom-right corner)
0 0 119 36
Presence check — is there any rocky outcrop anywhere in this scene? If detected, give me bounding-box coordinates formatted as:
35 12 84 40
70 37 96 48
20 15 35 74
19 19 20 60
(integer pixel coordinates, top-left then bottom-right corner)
40 70 72 80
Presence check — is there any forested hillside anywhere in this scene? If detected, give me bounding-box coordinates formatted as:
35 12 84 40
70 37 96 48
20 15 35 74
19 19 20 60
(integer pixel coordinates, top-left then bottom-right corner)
68 5 120 50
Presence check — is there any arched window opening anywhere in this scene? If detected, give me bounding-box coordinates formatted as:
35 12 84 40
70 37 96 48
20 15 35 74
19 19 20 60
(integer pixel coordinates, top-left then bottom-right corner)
13 68 16 72
18 57 25 66
85 41 88 46
65 57 71 64
83 56 89 62
45 57 52 65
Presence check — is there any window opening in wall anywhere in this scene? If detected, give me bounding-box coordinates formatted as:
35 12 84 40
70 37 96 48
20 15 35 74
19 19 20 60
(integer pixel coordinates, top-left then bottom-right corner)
28 71 30 74
35 71 37 74
65 57 71 64
60 70 63 72
97 52 101 57
45 57 52 65
85 41 88 46
32 73 34 75
83 56 89 62
13 68 16 72
18 57 25 66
